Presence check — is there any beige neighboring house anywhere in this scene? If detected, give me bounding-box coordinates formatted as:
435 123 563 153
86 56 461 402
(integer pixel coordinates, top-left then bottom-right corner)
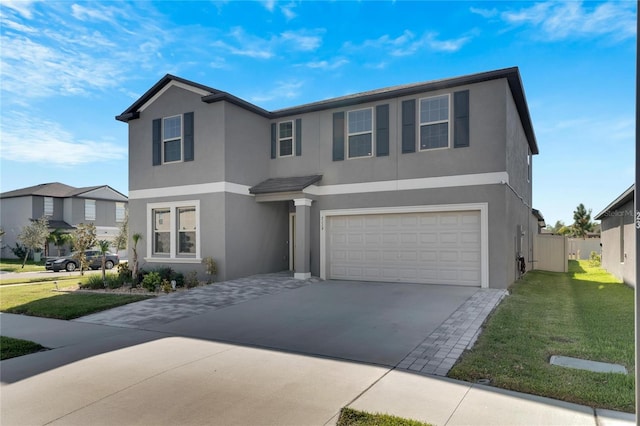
594 185 635 287
0 182 128 258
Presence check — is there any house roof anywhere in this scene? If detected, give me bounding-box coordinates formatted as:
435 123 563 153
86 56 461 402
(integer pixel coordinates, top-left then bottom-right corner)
594 184 635 220
0 182 127 201
532 208 546 227
116 67 538 155
46 220 75 230
249 175 323 195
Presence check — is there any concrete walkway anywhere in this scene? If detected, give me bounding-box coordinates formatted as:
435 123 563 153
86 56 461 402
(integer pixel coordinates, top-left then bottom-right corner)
1 273 636 425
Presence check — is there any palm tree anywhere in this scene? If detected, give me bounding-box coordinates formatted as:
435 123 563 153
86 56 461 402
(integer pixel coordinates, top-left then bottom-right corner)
97 240 111 287
47 228 69 257
131 233 142 286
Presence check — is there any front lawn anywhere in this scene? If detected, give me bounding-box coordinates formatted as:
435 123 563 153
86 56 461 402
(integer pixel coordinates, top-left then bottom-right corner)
0 336 46 360
448 260 634 412
0 258 46 273
337 408 431 426
0 283 150 320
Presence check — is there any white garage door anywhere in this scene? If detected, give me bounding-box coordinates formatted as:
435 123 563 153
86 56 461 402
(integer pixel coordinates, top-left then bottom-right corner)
327 210 481 286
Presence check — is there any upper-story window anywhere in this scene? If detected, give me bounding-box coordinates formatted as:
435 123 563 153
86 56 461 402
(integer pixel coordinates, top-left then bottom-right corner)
44 197 53 216
163 115 182 163
419 94 449 150
85 199 96 221
278 121 294 157
115 202 126 223
347 108 373 158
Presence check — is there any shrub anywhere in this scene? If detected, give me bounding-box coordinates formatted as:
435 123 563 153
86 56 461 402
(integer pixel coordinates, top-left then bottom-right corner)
184 271 200 288
589 251 602 267
152 266 184 288
141 271 162 292
161 279 173 293
202 257 217 283
10 243 28 260
81 274 124 290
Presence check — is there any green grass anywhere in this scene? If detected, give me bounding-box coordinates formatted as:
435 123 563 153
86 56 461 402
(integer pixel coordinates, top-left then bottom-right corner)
0 258 46 273
0 276 91 286
337 408 432 426
1 336 47 360
448 260 634 412
0 283 150 320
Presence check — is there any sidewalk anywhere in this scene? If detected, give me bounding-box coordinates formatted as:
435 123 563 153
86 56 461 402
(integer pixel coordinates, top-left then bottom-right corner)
1 313 635 426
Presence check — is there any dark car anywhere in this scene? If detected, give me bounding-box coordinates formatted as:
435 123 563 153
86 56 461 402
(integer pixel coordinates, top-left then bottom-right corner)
45 250 119 272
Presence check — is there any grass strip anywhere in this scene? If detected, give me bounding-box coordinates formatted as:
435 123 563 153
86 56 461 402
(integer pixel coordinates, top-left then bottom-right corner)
1 336 47 360
0 276 91 286
0 283 150 320
337 408 432 426
0 259 46 273
448 260 634 412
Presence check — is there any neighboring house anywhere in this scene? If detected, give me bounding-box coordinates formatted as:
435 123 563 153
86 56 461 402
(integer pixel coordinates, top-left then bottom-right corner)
0 183 128 258
595 185 635 287
117 66 539 289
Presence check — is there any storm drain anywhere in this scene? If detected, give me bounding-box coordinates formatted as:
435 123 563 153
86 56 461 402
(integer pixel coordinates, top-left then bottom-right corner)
549 355 628 374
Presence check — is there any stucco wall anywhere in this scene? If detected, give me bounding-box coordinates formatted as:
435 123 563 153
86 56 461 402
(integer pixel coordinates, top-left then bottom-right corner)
0 197 33 258
600 199 636 287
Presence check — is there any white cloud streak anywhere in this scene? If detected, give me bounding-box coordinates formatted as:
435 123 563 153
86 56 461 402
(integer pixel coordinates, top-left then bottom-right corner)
212 27 323 59
346 29 471 56
499 1 636 42
0 113 127 166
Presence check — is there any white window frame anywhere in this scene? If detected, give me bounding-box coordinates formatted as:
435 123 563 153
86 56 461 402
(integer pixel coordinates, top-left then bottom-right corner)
115 202 126 223
278 120 295 158
44 197 53 217
85 199 96 221
163 114 183 164
347 107 374 159
419 94 450 151
145 200 201 263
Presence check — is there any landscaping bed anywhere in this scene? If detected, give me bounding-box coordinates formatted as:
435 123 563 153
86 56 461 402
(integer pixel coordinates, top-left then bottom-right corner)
448 260 634 412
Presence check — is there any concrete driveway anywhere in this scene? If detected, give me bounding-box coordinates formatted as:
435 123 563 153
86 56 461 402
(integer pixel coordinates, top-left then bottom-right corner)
151 280 478 367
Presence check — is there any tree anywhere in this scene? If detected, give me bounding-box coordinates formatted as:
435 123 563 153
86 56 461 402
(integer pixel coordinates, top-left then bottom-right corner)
546 220 565 234
97 240 111 287
47 228 72 257
72 223 97 275
131 233 142 285
113 214 128 254
572 203 594 239
17 217 50 268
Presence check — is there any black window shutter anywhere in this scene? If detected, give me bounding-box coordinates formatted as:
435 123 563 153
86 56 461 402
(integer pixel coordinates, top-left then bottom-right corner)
270 123 277 159
401 100 416 153
376 104 389 157
152 118 161 165
295 118 302 156
183 112 194 161
332 112 345 161
454 90 470 148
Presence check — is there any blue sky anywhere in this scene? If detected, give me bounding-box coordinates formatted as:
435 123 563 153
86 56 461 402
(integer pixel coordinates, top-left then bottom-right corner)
0 0 635 226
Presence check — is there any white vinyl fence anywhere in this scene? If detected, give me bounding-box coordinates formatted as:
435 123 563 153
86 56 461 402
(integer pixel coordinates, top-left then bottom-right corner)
533 234 568 273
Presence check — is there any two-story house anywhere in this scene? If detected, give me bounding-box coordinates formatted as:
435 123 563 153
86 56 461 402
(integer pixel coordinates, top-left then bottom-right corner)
0 183 128 258
117 66 539 289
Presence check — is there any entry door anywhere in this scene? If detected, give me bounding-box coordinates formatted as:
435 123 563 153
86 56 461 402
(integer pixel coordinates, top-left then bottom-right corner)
326 210 481 286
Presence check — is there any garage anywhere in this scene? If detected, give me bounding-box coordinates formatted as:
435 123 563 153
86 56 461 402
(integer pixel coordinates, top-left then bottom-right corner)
324 208 483 286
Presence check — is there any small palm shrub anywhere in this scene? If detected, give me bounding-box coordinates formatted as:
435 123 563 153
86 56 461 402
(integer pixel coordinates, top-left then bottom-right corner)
184 271 200 288
81 274 124 290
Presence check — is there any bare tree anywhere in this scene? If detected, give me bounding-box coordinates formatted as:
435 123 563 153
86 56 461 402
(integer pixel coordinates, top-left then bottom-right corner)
72 223 97 275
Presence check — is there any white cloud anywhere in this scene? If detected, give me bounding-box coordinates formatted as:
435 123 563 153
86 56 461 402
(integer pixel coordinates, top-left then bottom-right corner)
250 80 304 104
346 29 470 57
261 0 276 12
470 7 498 19
281 4 296 20
499 1 636 42
213 27 323 59
0 113 127 166
1 0 35 19
304 58 348 70
280 30 322 51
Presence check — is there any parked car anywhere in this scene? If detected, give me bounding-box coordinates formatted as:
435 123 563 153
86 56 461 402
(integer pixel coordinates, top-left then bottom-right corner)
45 250 119 272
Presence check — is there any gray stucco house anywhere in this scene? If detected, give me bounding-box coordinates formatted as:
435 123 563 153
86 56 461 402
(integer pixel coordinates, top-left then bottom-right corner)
117 66 539 289
0 182 128 258
595 185 635 287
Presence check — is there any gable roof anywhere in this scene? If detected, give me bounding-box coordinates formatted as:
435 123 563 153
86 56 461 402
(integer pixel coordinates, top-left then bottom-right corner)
594 184 635 220
116 66 538 154
0 182 127 201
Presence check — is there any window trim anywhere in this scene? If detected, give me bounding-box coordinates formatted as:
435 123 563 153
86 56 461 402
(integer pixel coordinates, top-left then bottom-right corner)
419 93 451 151
44 197 54 217
162 114 183 164
85 199 96 221
347 107 374 159
145 200 201 262
277 120 295 158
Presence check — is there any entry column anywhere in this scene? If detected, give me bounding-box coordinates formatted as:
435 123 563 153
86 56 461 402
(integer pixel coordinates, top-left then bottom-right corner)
293 198 312 279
